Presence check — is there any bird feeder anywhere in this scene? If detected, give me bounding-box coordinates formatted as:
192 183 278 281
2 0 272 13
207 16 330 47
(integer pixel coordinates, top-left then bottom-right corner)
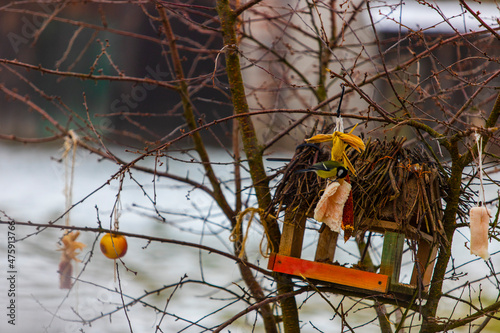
267 138 445 299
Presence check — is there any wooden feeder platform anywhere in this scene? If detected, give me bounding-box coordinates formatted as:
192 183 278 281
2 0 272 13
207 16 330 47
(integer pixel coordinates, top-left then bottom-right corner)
267 220 437 299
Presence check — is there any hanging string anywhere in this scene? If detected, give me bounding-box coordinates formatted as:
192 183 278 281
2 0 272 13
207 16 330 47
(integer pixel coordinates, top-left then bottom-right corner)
230 207 276 258
334 85 345 133
475 132 485 206
63 130 78 226
113 193 122 232
469 131 491 260
59 130 86 298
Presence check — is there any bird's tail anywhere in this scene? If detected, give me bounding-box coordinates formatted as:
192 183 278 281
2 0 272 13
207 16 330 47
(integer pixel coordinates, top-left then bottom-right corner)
266 157 293 162
295 168 314 174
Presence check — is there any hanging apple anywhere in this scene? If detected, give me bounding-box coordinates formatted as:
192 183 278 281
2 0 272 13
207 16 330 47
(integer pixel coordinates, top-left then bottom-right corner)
100 233 128 259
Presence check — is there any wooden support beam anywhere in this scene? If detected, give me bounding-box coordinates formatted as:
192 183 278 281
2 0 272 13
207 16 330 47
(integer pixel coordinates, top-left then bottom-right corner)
380 231 405 286
279 209 307 258
358 218 433 242
410 240 438 291
314 227 338 263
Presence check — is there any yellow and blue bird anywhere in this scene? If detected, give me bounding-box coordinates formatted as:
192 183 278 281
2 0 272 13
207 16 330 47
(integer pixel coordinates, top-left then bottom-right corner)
296 160 348 180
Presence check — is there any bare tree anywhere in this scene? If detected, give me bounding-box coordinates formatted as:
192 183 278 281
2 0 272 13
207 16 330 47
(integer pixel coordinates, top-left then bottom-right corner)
0 1 499 332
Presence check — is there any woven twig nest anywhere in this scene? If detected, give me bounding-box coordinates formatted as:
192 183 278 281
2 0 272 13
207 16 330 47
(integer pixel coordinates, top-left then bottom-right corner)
269 136 455 247
267 144 329 223
348 137 448 245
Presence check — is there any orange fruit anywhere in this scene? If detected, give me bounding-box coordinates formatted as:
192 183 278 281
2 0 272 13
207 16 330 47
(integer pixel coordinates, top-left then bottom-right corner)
100 233 128 259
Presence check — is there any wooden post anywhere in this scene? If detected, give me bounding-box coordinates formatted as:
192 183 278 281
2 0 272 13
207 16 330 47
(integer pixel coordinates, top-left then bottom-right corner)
410 240 438 291
279 209 307 258
314 226 338 263
380 232 405 285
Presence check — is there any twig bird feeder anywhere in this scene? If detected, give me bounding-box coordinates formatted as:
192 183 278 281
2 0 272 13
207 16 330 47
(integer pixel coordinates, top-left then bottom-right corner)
267 137 448 300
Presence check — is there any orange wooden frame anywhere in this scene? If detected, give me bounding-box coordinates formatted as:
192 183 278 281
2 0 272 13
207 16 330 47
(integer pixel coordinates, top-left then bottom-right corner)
268 253 389 293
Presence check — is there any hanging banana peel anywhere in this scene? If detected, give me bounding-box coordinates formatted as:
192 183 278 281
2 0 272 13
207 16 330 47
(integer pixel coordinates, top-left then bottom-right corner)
306 123 365 242
305 123 365 176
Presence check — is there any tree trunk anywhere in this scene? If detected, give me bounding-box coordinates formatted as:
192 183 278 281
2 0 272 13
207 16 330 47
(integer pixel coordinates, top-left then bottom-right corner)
216 1 299 332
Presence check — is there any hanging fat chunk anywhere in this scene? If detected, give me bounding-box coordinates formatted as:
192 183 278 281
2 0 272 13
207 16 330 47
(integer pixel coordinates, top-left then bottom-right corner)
314 181 351 233
469 206 491 260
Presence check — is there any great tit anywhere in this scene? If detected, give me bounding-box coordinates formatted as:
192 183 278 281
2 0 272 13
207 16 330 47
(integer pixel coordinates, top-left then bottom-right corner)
296 160 348 180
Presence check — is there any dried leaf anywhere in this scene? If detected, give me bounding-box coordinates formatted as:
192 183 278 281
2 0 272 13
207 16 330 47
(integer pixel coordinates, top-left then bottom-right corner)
58 231 85 289
59 259 72 289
